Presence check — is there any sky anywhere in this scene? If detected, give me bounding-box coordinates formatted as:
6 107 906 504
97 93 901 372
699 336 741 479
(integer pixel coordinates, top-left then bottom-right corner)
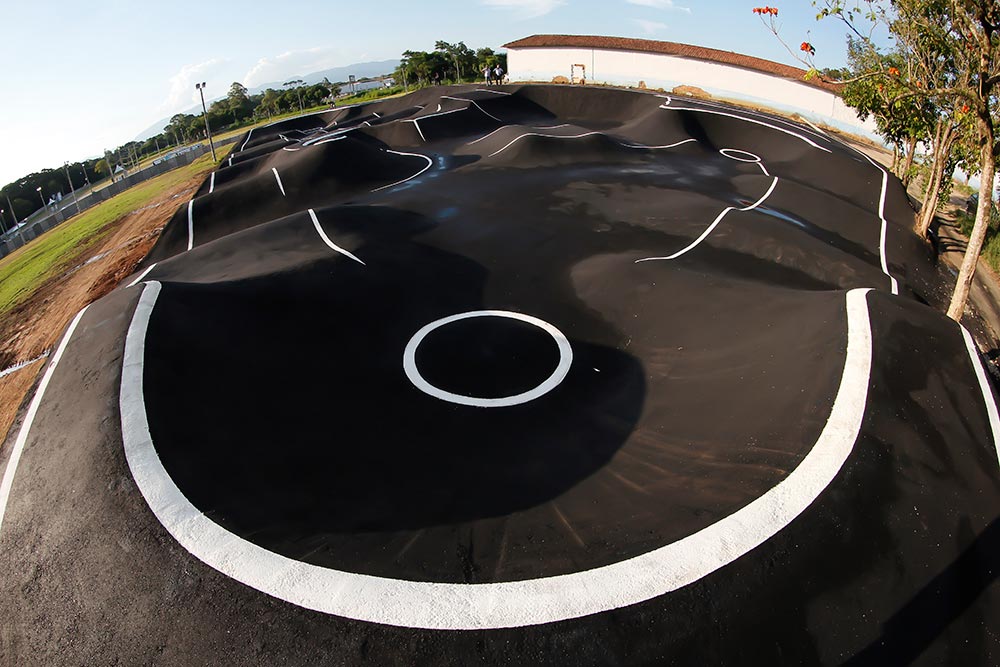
0 0 871 187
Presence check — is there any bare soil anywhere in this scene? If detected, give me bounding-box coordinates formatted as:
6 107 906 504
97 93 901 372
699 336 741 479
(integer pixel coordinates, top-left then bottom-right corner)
0 174 204 448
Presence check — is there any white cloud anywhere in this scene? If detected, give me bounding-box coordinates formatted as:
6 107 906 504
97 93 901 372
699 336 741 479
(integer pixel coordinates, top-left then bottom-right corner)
242 46 346 88
627 0 690 13
634 18 668 34
159 58 227 114
482 0 567 19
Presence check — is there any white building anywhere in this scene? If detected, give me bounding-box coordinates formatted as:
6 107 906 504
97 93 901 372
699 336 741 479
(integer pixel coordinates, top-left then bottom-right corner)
504 34 879 140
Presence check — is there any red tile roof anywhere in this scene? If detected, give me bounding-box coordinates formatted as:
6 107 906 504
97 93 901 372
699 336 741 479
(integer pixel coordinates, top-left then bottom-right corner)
503 34 843 94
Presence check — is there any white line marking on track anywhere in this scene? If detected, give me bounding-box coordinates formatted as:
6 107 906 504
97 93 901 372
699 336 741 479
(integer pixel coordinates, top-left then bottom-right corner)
621 138 698 150
186 201 194 251
441 95 503 122
475 88 512 95
307 209 365 265
0 305 90 536
636 175 779 262
489 131 603 157
240 128 254 152
403 311 572 408
403 119 427 142
119 286 873 629
372 150 433 191
208 172 215 194
659 104 832 153
960 325 1000 467
848 148 899 295
272 168 286 196
126 263 158 288
664 95 830 143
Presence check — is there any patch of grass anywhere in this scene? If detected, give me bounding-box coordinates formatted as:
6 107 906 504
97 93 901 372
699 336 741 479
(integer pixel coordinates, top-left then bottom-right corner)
0 153 216 316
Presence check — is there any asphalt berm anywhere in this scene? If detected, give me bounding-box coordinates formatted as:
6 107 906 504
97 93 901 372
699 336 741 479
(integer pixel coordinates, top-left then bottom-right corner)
0 85 997 665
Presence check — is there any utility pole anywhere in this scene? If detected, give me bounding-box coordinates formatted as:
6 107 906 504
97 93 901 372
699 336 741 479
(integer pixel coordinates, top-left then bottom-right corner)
64 162 81 215
5 195 23 244
195 82 218 161
0 208 8 235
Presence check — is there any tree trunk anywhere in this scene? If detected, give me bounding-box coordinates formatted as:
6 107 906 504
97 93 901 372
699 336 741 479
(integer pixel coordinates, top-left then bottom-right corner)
947 125 996 321
900 135 918 186
916 122 955 237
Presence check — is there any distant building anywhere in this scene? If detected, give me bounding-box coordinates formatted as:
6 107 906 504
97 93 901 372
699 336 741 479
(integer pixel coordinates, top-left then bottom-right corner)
504 34 879 139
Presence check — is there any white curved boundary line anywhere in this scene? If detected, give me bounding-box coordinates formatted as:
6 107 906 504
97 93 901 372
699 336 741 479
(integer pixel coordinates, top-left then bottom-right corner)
126 263 158 288
0 305 90 535
186 201 194 251
271 168 286 196
849 148 900 295
659 104 832 153
960 325 1000 466
208 172 215 194
441 95 503 123
371 150 433 192
636 176 779 262
240 128 253 152
402 311 573 408
307 209 365 265
120 285 872 630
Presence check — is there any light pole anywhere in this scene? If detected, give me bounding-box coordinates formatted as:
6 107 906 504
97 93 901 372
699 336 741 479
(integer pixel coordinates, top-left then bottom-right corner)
195 82 218 162
64 162 81 215
36 186 45 213
0 208 7 235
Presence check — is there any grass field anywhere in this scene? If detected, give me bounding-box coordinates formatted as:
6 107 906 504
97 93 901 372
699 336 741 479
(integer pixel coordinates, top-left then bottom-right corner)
0 152 217 317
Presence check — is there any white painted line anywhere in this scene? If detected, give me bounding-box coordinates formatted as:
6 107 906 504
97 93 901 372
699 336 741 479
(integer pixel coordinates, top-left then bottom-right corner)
240 128 254 152
120 286 873 629
372 112 381 118
621 138 697 150
186 200 194 251
372 150 433 192
960 325 1000 467
126 263 158 288
403 119 427 142
637 175 778 262
441 95 503 122
850 148 900 295
307 209 365 265
719 148 761 163
282 147 302 152
208 172 215 194
474 88 512 95
667 95 830 143
467 125 513 146
659 104 832 153
489 131 603 157
403 311 572 408
228 156 233 168
0 305 90 536
271 168 286 196
0 352 49 380
758 163 771 177
801 117 830 138
436 103 442 112
310 136 347 147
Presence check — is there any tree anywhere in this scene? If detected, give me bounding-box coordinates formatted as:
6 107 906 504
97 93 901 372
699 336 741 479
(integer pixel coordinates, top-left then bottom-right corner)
283 79 305 112
758 1 1000 321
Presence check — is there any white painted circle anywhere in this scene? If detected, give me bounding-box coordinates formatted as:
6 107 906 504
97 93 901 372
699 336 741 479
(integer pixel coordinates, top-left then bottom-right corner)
121 283 874 630
719 148 762 163
402 310 573 408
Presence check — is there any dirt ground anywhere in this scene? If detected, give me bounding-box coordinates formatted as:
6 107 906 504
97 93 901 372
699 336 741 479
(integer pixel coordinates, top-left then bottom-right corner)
0 173 206 448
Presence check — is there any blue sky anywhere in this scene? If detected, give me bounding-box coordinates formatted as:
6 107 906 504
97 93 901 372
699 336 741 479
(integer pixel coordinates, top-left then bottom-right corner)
0 0 866 186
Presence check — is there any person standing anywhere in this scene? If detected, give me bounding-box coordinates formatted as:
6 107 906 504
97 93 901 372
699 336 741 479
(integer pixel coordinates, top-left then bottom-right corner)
483 64 492 86
493 65 504 86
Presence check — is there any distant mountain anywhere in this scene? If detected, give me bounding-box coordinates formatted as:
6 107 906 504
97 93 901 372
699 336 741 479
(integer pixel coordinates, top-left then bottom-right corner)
251 59 400 92
134 59 400 141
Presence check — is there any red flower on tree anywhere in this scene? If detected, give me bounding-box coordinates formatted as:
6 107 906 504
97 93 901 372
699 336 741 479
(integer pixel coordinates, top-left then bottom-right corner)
752 6 778 15
888 66 900 76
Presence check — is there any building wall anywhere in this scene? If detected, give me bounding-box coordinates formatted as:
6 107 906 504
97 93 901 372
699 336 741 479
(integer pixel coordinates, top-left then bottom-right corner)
507 47 879 139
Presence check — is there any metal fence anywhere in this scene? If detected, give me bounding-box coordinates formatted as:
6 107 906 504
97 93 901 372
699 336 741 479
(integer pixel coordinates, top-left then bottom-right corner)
0 135 238 261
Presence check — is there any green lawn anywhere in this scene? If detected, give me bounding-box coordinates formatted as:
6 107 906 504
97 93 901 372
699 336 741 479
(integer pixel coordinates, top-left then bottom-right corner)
0 153 217 317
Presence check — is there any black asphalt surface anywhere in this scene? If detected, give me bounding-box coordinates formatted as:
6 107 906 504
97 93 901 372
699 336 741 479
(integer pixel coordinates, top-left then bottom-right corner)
0 85 998 665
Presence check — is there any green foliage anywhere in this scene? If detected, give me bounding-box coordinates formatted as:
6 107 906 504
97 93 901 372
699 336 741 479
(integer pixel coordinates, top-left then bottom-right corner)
0 153 215 316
